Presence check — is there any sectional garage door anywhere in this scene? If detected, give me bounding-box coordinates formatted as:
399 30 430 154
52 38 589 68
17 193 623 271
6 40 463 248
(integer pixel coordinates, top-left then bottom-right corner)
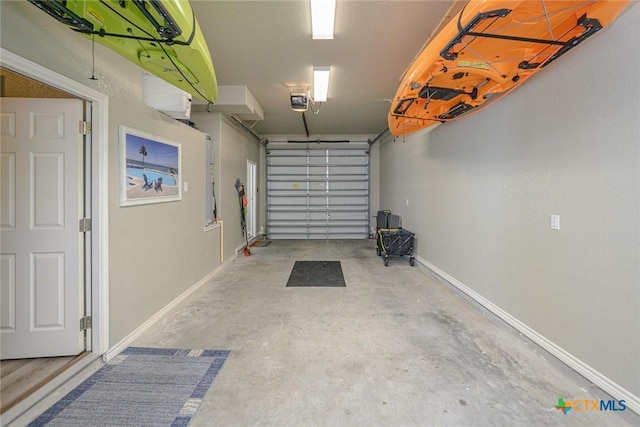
266 145 370 239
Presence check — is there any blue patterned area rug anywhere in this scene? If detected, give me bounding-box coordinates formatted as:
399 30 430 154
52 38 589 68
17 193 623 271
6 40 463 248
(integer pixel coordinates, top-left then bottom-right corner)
29 347 230 427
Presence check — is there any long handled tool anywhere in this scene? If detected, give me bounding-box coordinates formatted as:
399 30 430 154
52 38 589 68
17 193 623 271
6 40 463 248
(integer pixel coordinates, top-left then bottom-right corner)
235 178 251 256
212 182 217 220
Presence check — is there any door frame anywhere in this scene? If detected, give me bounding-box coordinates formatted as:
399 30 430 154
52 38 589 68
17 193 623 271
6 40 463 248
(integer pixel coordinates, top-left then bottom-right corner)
1 48 110 356
246 160 257 239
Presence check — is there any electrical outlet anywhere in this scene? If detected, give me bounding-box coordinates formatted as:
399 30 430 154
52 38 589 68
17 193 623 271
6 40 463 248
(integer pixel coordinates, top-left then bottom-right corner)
551 214 560 230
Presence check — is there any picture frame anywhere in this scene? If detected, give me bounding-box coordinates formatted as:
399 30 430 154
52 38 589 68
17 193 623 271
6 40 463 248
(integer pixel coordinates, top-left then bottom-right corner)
119 125 182 206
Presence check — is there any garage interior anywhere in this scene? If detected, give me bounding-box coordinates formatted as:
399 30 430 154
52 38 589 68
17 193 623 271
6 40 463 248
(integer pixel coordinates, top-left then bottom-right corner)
1 0 639 425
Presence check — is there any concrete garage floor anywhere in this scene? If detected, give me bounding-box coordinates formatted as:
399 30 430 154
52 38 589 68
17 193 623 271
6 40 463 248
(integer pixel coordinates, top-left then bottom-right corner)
135 240 638 426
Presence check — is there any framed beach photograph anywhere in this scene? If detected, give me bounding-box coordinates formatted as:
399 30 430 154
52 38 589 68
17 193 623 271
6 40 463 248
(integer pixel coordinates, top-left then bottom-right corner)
119 125 182 206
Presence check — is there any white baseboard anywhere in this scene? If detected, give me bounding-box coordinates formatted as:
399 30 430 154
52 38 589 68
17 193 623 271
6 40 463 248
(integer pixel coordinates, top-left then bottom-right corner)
415 255 640 416
103 258 235 362
2 356 103 426
235 236 259 255
5 258 237 425
235 242 247 255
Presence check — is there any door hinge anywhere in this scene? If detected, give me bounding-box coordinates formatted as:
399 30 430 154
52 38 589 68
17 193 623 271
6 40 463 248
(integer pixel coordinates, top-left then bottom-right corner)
80 316 92 331
79 121 92 135
79 218 92 232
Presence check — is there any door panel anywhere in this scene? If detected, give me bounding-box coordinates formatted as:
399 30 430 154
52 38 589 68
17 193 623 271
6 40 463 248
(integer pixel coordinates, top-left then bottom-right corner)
1 152 16 229
1 254 16 331
31 252 65 329
32 152 65 228
1 98 85 359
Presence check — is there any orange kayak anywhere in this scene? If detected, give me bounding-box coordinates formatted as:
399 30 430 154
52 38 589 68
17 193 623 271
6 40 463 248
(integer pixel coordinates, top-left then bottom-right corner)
388 0 632 137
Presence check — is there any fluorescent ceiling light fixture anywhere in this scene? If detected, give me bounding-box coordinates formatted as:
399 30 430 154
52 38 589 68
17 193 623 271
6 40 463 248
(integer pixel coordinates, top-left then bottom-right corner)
313 66 331 103
310 0 336 39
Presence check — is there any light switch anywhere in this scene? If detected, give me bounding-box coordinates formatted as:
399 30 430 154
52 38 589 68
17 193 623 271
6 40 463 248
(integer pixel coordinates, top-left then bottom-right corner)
183 182 189 192
551 214 560 230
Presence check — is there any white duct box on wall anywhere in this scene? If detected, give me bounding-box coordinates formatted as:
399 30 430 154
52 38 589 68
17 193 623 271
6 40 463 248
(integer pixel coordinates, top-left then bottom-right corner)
207 85 264 121
143 74 192 120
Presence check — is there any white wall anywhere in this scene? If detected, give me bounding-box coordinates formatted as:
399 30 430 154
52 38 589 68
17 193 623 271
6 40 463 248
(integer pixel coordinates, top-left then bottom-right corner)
1 1 223 346
191 112 262 259
379 4 640 402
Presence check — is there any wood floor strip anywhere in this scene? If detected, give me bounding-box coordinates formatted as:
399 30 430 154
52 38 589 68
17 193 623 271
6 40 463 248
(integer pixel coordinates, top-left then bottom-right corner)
0 352 88 414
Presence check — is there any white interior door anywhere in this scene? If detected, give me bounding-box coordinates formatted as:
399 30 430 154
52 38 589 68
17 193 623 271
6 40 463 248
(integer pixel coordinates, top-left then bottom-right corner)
247 160 257 239
1 98 85 359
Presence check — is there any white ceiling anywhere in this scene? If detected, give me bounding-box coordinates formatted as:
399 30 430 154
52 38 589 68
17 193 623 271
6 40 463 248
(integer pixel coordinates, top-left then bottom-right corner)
191 0 456 136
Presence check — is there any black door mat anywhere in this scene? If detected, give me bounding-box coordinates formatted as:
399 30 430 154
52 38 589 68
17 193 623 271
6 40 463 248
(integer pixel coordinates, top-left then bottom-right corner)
286 261 346 287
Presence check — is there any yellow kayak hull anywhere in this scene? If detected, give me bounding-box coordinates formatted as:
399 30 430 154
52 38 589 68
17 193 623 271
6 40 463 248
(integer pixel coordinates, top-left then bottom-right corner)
29 0 217 103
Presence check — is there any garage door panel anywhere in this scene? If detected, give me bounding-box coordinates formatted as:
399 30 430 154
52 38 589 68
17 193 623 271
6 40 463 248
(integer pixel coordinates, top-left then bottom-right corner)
329 210 368 220
269 211 308 221
267 146 369 240
329 182 368 191
269 166 307 175
328 196 366 206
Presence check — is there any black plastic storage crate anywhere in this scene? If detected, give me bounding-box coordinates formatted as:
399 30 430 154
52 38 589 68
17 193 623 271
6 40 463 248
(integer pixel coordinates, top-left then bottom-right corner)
376 210 391 230
376 228 414 266
388 214 402 229
376 210 402 230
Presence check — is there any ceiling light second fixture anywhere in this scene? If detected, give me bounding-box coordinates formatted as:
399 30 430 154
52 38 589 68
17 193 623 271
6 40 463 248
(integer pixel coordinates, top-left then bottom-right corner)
313 66 331 103
310 0 336 39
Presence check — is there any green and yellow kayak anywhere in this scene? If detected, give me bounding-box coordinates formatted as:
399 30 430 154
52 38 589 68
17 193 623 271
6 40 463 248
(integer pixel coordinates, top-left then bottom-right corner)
29 0 217 103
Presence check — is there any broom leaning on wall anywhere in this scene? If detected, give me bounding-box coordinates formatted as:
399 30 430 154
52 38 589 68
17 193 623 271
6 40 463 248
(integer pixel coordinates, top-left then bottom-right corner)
235 178 251 256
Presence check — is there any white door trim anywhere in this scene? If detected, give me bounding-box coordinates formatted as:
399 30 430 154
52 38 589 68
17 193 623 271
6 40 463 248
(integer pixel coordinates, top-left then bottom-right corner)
246 160 257 239
1 48 110 356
